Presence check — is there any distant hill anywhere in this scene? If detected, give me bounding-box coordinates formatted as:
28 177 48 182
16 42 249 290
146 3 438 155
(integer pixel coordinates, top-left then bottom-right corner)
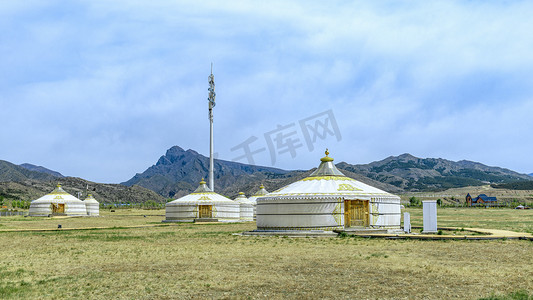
19 163 64 178
336 153 531 192
3 149 531 202
0 178 165 204
122 146 291 198
529 173 533 177
0 159 164 203
0 160 60 182
491 180 533 190
122 146 403 199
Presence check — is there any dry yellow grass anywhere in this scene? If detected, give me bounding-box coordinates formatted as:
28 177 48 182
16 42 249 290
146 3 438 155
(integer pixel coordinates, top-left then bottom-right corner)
0 209 165 231
404 207 533 234
0 209 531 299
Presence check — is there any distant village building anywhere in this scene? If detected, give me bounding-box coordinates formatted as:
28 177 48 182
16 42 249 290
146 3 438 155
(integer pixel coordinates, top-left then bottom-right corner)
466 193 498 206
29 184 87 216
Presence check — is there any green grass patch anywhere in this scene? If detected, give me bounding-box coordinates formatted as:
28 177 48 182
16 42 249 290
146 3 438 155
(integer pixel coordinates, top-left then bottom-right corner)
480 290 533 300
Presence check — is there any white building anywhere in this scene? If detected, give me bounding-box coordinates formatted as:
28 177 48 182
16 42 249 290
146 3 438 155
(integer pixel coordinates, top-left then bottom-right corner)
256 150 401 231
248 184 269 219
164 179 240 222
29 184 87 217
234 192 254 221
84 194 100 216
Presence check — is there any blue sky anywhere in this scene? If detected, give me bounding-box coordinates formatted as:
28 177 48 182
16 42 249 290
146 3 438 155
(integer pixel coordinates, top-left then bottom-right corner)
1 1 533 183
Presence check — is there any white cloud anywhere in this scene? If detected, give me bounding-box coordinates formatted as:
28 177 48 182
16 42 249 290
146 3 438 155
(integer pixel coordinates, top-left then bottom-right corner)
1 1 533 182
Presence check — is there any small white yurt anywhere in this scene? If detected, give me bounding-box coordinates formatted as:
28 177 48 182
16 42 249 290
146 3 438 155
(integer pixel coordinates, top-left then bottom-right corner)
83 194 100 216
164 179 240 222
248 184 269 219
256 150 401 231
29 184 87 216
234 192 254 221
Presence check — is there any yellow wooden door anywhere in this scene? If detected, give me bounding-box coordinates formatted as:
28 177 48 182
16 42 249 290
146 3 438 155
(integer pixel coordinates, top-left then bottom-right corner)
344 200 351 226
58 204 65 213
344 200 369 227
198 205 212 218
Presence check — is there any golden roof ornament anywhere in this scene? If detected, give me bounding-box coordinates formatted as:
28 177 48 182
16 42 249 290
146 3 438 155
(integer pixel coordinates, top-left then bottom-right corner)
310 148 345 177
192 178 213 193
320 148 334 162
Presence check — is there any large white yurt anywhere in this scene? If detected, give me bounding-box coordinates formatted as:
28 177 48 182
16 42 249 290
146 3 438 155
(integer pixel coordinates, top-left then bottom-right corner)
29 184 87 216
164 179 240 222
248 184 269 219
234 192 254 221
256 150 401 231
83 194 100 216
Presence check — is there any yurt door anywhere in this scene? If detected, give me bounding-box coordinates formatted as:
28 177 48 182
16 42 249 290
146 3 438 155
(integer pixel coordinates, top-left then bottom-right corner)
344 200 369 227
51 203 65 214
198 205 212 218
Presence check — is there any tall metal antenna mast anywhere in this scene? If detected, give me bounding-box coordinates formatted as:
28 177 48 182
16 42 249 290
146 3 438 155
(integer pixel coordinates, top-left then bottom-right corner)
207 63 216 191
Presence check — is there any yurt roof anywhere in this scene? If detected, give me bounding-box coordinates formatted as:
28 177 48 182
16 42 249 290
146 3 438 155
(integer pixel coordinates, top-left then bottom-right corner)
234 192 253 204
32 184 84 203
84 194 99 204
248 184 269 202
167 179 234 205
261 150 399 200
253 184 269 196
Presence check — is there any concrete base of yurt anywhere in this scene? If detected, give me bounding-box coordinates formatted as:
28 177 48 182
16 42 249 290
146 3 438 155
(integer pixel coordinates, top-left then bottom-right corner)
241 230 339 237
194 218 218 223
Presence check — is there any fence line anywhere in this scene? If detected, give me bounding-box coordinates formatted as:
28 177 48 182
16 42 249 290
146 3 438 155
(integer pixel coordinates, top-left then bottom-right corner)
0 211 28 217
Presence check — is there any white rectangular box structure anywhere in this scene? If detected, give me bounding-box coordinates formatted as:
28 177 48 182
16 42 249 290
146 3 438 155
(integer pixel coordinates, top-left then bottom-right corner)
403 212 411 233
422 200 437 233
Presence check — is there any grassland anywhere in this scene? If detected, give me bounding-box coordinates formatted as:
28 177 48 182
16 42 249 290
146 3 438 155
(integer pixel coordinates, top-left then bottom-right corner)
404 207 533 234
0 208 531 299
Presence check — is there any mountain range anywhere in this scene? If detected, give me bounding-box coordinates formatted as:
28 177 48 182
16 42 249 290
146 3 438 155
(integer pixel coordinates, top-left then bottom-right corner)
122 146 405 199
1 146 532 202
19 163 64 178
337 153 531 192
123 146 531 197
0 160 164 203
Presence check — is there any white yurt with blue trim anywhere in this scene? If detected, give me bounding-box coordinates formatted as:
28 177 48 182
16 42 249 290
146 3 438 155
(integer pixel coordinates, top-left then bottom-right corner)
256 150 401 231
164 179 240 222
234 192 254 221
29 184 87 216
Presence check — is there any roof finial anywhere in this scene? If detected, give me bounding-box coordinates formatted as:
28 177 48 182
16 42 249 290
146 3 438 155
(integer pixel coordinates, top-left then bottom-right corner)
200 178 206 185
320 148 334 162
